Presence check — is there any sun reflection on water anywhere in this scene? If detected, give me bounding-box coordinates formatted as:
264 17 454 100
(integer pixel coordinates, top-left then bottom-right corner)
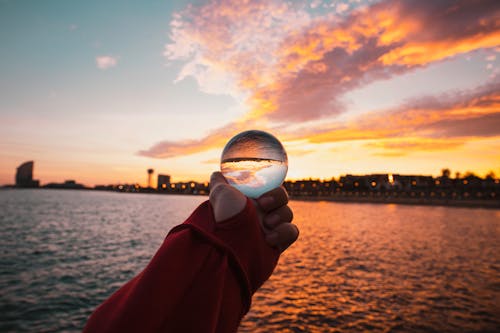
239 201 500 332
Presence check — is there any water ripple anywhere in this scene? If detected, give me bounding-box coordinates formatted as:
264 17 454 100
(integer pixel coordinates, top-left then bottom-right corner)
240 201 500 333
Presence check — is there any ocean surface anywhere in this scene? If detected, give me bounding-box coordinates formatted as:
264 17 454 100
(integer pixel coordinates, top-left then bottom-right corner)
0 189 499 332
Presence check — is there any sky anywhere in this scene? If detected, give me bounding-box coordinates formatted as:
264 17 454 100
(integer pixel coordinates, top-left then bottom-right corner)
1 0 499 187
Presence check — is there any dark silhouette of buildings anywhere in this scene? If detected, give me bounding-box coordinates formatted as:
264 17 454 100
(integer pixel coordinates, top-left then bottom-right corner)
92 171 499 207
43 180 85 189
283 173 499 207
157 174 171 190
15 161 39 188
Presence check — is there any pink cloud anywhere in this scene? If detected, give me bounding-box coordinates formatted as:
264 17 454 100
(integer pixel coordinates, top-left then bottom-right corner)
165 0 498 122
142 0 500 158
260 0 499 122
336 3 349 14
303 80 500 146
96 56 118 70
164 0 312 96
138 121 248 158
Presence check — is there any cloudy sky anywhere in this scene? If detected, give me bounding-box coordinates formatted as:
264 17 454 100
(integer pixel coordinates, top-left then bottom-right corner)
1 0 499 186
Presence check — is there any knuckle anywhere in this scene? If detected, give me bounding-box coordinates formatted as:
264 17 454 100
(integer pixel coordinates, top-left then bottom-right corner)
271 189 288 209
277 206 293 222
280 186 289 203
278 188 288 204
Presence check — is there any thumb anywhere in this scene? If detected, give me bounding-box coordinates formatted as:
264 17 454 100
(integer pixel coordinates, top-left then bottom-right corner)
209 172 247 222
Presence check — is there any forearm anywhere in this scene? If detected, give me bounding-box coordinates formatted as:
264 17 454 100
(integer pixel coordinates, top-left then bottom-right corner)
83 229 243 332
83 200 279 333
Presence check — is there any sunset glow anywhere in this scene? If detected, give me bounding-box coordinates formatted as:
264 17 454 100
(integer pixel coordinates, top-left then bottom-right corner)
1 0 499 187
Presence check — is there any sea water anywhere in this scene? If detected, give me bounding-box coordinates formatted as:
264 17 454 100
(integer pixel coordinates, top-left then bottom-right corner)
1 189 499 332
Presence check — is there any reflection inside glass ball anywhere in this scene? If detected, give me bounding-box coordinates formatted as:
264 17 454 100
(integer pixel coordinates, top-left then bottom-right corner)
220 130 288 198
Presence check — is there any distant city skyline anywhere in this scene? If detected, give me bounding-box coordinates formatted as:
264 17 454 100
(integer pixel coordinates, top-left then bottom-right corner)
4 160 498 190
6 160 499 209
1 0 499 187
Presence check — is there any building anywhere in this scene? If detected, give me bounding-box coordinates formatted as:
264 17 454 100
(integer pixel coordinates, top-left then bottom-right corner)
15 161 39 188
43 180 85 189
157 174 171 190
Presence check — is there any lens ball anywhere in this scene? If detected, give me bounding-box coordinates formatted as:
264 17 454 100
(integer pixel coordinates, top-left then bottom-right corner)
220 130 288 198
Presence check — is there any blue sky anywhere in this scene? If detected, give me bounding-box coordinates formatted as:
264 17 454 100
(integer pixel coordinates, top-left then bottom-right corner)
1 0 239 184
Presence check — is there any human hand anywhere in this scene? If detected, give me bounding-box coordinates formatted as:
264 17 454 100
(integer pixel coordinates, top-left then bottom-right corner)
209 172 299 252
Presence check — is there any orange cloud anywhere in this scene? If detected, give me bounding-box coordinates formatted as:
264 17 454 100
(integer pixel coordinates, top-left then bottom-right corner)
139 118 275 158
378 1 500 65
252 0 500 122
143 0 500 159
138 123 235 158
139 80 500 158
303 80 500 146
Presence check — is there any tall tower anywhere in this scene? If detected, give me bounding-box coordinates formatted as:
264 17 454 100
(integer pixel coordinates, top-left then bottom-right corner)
147 168 154 188
15 161 39 188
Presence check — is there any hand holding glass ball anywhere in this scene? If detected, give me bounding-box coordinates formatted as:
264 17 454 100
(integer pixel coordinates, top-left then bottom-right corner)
220 130 288 199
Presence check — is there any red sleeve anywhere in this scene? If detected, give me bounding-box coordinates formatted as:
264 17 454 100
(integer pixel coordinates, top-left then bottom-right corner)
83 199 280 333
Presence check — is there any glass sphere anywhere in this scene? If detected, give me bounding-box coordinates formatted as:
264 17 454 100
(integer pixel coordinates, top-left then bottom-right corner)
220 130 288 198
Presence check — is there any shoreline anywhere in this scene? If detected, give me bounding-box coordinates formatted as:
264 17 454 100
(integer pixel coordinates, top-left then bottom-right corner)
290 195 500 209
2 187 499 209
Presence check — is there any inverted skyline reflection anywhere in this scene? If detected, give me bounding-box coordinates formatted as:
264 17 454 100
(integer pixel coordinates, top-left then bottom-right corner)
221 159 287 198
221 130 288 198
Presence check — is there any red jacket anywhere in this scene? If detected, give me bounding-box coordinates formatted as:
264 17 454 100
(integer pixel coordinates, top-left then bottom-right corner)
83 199 280 333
